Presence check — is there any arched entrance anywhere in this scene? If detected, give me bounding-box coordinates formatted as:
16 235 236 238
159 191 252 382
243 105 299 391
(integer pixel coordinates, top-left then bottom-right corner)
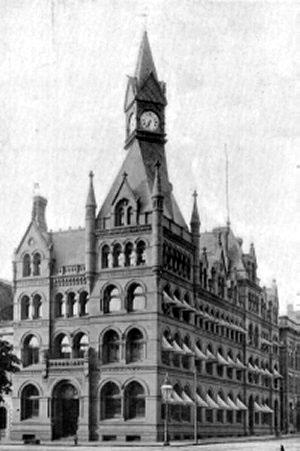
0 406 7 440
52 381 79 440
248 396 254 435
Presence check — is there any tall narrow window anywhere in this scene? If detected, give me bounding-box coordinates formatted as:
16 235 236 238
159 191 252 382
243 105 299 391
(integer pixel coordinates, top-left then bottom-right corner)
115 199 127 226
23 254 31 277
66 292 76 317
32 294 42 319
126 328 144 363
101 382 121 419
125 242 133 267
103 286 121 313
21 295 30 320
21 385 39 420
101 245 110 268
127 284 145 311
125 382 145 419
113 244 122 267
79 291 88 316
102 330 120 364
136 241 146 266
23 335 39 366
73 333 89 358
33 253 41 276
55 293 64 317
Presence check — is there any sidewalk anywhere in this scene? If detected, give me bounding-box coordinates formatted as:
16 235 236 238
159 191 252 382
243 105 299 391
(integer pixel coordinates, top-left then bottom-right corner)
1 433 299 447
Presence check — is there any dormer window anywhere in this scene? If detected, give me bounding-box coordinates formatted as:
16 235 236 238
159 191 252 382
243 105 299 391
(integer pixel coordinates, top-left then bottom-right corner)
115 198 134 227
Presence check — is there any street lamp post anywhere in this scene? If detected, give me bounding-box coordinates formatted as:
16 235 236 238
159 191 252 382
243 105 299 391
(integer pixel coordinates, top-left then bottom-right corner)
161 373 173 446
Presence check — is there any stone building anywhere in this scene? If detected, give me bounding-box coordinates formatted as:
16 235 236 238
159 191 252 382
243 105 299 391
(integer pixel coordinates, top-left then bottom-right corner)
279 306 300 433
9 32 281 443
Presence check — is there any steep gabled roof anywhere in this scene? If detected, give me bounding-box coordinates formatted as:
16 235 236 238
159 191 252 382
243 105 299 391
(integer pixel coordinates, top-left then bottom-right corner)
135 31 158 86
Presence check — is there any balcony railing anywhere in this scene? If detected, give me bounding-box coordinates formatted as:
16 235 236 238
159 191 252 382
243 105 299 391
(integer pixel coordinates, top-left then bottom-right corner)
48 358 85 368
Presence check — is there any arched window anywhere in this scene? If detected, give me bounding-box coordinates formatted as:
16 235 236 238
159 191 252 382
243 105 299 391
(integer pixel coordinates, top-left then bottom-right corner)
127 207 133 225
33 253 41 276
124 242 133 267
136 241 146 266
0 406 7 429
73 333 89 358
55 293 64 317
103 285 121 313
23 254 31 277
102 330 120 364
101 245 110 269
126 328 145 363
23 335 39 367
101 382 121 419
32 294 42 319
66 292 76 317
20 295 30 320
113 244 122 267
79 291 88 316
115 199 127 226
54 334 71 359
21 385 39 420
124 381 145 419
127 284 145 311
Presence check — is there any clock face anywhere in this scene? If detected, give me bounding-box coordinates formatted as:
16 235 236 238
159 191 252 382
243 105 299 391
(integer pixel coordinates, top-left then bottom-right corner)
128 113 136 134
140 111 159 131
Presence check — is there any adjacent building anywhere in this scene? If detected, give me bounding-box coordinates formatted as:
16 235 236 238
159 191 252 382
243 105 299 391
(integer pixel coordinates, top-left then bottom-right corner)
9 32 282 443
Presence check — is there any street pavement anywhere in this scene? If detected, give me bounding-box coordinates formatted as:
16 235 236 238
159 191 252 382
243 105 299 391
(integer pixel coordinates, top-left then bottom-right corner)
0 437 299 451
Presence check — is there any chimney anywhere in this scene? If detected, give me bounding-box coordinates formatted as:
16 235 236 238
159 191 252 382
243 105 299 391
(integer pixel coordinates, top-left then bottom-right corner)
32 184 48 231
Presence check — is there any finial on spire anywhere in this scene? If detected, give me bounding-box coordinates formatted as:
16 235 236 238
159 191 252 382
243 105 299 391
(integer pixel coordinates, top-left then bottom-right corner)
139 6 149 31
152 160 162 197
190 189 200 227
122 171 128 180
225 144 231 228
135 30 158 86
86 170 96 208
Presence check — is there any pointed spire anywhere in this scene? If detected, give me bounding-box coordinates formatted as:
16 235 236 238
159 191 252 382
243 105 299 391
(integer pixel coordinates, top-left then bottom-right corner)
86 171 96 208
190 190 200 226
152 161 162 198
135 31 158 86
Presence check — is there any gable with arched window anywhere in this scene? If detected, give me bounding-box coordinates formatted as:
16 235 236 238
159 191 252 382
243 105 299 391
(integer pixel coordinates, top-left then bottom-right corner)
23 254 31 277
32 252 41 276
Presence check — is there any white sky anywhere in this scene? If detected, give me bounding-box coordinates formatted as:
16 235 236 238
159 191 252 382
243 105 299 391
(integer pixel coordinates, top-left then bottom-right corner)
0 0 299 313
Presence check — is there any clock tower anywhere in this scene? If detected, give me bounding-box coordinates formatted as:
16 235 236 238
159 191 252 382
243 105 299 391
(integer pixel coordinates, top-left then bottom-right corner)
124 31 167 148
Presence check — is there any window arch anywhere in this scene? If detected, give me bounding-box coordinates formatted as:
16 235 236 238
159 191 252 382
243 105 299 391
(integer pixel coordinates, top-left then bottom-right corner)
53 334 71 359
79 291 88 316
102 329 120 364
20 295 30 320
23 254 31 277
55 293 64 317
66 292 76 317
124 381 145 419
21 384 39 420
126 328 145 363
33 253 41 276
103 285 121 313
32 294 42 319
101 245 110 268
115 199 127 226
23 335 39 366
124 242 134 267
73 333 89 358
100 382 121 419
127 206 133 225
113 243 122 267
127 283 146 311
136 240 146 266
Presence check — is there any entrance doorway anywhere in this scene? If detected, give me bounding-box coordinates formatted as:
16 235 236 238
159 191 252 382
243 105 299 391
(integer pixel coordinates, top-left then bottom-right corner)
52 382 79 439
248 396 254 435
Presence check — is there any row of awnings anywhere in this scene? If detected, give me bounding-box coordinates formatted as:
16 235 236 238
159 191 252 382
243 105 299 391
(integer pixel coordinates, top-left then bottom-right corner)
168 390 248 411
163 292 246 333
254 402 274 413
162 336 282 378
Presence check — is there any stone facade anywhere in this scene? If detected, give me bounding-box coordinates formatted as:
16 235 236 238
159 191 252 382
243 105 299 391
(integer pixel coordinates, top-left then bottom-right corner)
9 32 281 443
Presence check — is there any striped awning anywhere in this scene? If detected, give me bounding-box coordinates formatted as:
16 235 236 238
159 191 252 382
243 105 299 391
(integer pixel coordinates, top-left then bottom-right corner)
217 395 231 410
162 336 174 352
181 391 194 405
236 398 248 411
273 368 283 379
194 346 208 360
172 341 185 354
226 396 239 410
254 402 264 412
262 403 274 413
195 393 208 407
236 358 247 370
182 343 194 355
163 291 177 305
169 390 185 405
226 355 237 368
205 394 219 409
217 352 229 366
206 349 217 362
